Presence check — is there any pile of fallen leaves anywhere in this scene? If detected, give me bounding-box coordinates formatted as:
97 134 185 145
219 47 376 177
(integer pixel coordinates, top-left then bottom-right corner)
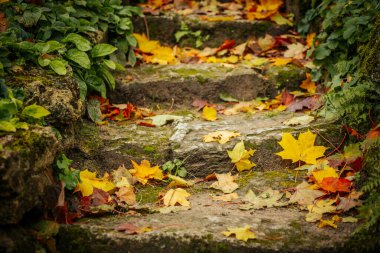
139 0 292 25
133 31 316 67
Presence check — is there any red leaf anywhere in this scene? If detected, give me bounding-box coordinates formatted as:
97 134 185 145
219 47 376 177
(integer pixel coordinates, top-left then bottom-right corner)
280 91 294 106
217 39 236 52
367 126 380 139
320 177 351 193
137 121 156 127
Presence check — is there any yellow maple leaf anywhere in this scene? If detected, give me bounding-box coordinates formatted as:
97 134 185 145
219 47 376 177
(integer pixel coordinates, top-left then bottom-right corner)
227 141 256 172
210 173 239 193
319 219 338 229
222 225 256 242
75 169 115 197
276 130 327 165
270 57 292 66
163 188 191 207
167 174 194 188
203 131 241 144
312 166 338 184
300 73 317 94
129 159 163 185
212 193 239 202
202 106 218 121
150 46 176 65
246 0 283 20
133 33 160 53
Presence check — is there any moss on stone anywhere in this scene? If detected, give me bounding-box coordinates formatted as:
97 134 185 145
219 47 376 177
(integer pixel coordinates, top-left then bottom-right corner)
135 184 165 205
360 15 380 82
266 65 307 90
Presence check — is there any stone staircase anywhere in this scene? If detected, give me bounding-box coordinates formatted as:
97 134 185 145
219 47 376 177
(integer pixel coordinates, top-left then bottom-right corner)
52 10 362 253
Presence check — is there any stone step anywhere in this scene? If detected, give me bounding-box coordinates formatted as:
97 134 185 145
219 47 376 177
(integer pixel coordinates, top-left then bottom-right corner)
70 110 339 178
57 183 356 253
133 14 290 48
111 63 306 106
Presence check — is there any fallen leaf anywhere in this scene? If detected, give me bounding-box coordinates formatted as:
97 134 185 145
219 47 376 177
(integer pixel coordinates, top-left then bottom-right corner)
312 166 338 184
217 39 236 52
222 225 256 242
276 130 327 165
203 131 241 144
337 191 362 211
283 43 307 59
227 141 256 172
223 101 258 115
241 188 283 209
282 115 315 126
134 33 159 53
202 106 218 121
257 34 276 51
270 13 293 26
210 173 239 193
163 188 191 207
167 174 194 188
115 222 152 234
147 115 184 126
212 193 239 202
112 164 134 186
129 160 163 185
306 33 316 48
219 93 239 102
319 177 351 193
342 216 358 223
75 169 115 197
270 57 292 66
319 219 337 229
115 185 136 205
300 73 317 94
289 181 325 205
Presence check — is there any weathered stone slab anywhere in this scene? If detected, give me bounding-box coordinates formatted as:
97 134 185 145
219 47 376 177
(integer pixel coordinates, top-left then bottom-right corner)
57 189 356 253
0 126 60 224
133 14 289 48
171 112 339 177
112 64 273 106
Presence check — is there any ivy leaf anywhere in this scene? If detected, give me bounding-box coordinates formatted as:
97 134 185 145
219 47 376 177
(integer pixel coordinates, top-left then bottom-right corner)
314 44 331 60
92 44 118 58
276 130 327 165
22 104 50 119
222 225 256 242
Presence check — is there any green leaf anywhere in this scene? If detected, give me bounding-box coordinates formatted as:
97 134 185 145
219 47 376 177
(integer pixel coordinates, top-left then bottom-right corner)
314 44 331 60
91 44 117 58
126 34 137 47
65 49 91 69
49 59 67 75
22 104 50 119
56 154 73 171
175 31 189 42
86 98 102 123
128 49 136 66
62 33 92 51
102 59 116 70
0 99 19 120
0 120 16 132
46 41 65 53
38 56 51 67
98 67 115 90
219 93 239 102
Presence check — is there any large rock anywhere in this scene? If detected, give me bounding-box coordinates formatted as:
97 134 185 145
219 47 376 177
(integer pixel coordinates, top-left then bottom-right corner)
0 126 60 224
6 68 85 127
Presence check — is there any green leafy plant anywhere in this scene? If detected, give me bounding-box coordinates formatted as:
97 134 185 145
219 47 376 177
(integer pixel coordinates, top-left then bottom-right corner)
175 22 209 48
0 81 50 134
162 158 188 178
54 154 80 190
0 0 143 99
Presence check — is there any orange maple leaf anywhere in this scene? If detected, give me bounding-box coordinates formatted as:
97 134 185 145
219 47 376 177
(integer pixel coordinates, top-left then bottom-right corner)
300 73 317 94
129 159 163 185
